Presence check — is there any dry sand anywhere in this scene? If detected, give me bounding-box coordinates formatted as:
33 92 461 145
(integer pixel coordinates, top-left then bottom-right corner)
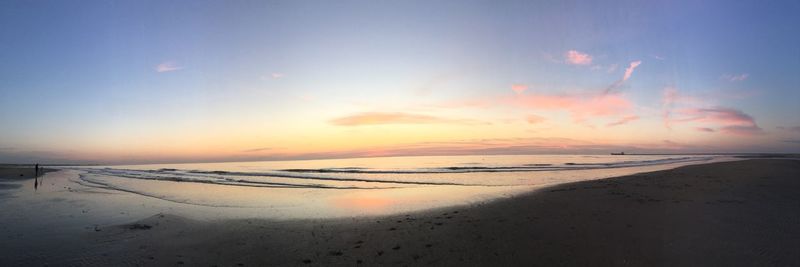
4 159 800 266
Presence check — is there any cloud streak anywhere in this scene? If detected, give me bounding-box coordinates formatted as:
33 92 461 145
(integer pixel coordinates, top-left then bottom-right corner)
330 112 486 126
695 127 715 132
155 61 183 73
603 60 642 94
660 86 764 135
565 50 592 65
622 61 642 82
526 114 546 124
242 147 277 153
606 115 639 127
722 73 749 82
511 84 528 95
667 106 764 136
508 92 633 122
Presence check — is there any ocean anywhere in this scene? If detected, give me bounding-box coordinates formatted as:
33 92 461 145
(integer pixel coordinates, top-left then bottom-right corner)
54 154 733 219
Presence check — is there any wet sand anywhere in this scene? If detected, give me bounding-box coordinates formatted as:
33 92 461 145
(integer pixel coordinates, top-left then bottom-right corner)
0 165 56 180
4 159 800 266
0 166 55 197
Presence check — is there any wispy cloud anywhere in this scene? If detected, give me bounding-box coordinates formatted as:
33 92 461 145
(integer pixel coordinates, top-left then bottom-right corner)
330 112 486 126
565 50 592 65
526 114 546 124
720 125 765 136
679 107 758 126
606 115 639 127
661 86 704 128
603 60 642 94
155 61 183 73
783 140 800 144
511 84 529 95
261 72 286 80
508 92 633 123
242 147 276 153
622 61 642 82
721 73 749 82
695 127 716 132
672 107 763 136
661 87 678 129
660 87 763 135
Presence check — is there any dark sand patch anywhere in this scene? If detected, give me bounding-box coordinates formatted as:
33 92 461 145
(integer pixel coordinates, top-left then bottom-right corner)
0 166 57 181
0 183 22 190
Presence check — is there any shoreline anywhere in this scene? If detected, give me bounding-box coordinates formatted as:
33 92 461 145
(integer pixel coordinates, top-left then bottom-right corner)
93 159 800 266
3 159 800 266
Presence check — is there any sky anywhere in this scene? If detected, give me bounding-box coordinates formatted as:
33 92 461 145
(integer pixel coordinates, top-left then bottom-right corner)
1 0 800 164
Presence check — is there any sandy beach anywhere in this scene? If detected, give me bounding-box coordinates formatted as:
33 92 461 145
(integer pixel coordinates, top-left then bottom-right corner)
5 1 799 265
2 159 799 266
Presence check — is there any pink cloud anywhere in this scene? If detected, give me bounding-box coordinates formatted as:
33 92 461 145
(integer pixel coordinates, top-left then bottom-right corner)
565 50 593 65
606 115 640 127
661 87 705 128
526 114 546 124
155 61 182 73
330 112 486 126
509 92 633 122
603 60 642 94
681 107 757 125
722 73 749 82
670 107 763 135
622 61 642 82
511 84 528 95
660 87 763 136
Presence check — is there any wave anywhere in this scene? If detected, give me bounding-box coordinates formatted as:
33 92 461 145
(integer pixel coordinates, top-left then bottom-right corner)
74 174 256 208
70 156 713 193
84 169 411 189
183 170 485 186
277 156 711 174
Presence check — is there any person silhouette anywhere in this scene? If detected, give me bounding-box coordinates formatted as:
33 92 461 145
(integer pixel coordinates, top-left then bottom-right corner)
34 163 39 191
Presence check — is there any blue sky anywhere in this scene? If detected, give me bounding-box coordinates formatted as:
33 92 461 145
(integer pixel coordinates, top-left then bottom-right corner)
1 0 799 164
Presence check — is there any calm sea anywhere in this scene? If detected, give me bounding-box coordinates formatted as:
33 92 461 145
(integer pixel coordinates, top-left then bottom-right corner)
52 154 733 219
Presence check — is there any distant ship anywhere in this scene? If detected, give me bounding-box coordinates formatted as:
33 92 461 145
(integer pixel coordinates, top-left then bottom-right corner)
610 152 625 155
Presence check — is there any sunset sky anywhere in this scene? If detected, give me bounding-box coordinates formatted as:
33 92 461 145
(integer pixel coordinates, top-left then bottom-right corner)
1 0 799 164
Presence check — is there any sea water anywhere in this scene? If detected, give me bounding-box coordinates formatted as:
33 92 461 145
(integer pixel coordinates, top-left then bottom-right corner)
46 154 734 219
